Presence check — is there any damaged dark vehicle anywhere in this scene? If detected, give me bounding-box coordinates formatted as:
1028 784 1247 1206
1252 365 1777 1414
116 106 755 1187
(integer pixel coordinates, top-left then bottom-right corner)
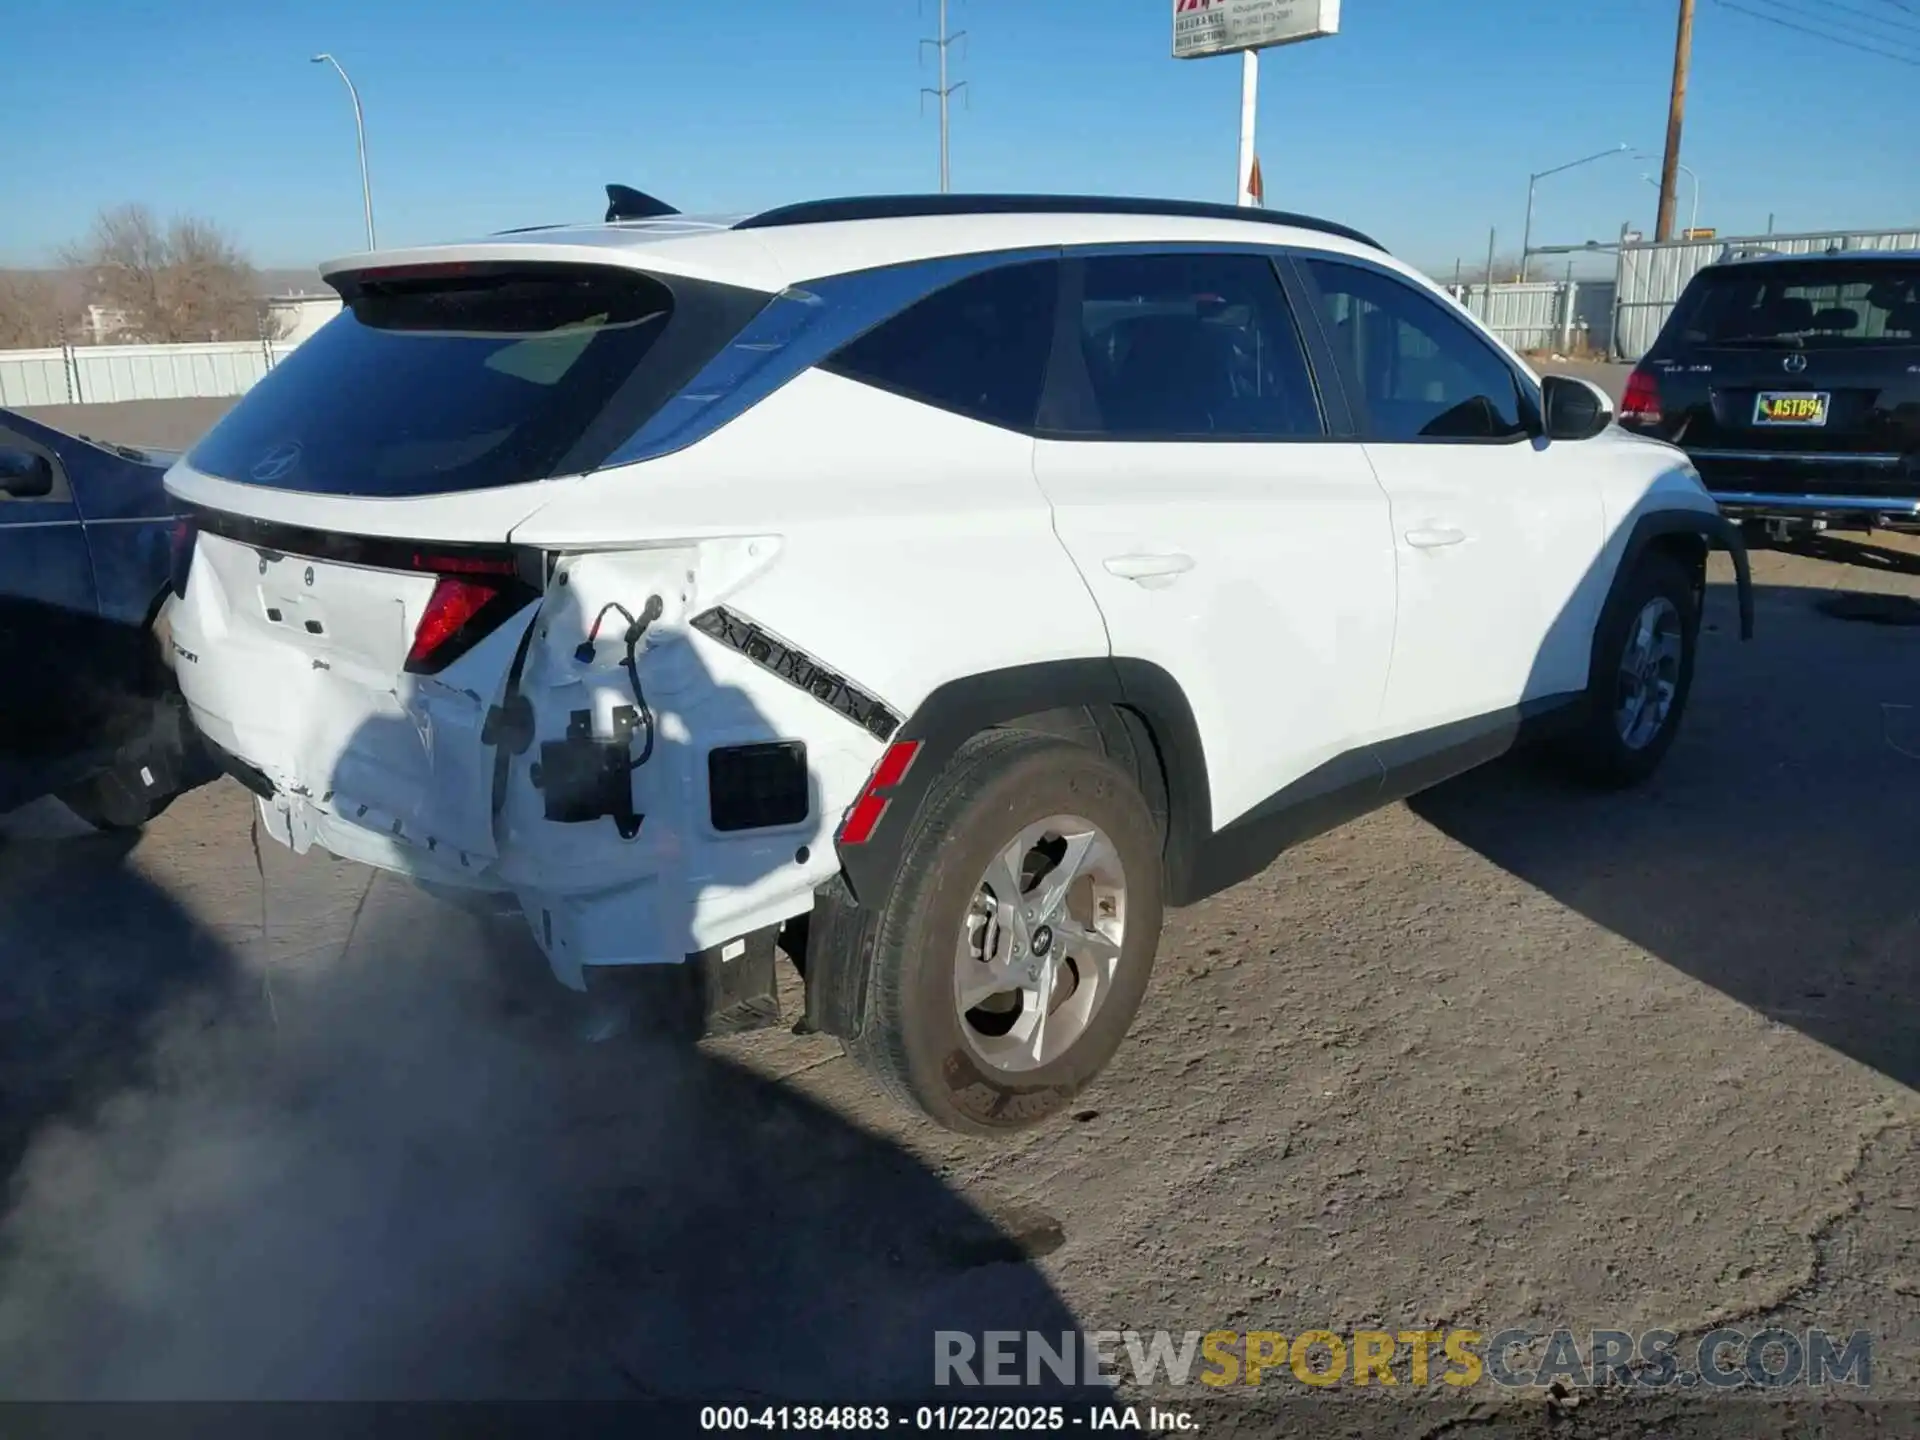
0 408 216 829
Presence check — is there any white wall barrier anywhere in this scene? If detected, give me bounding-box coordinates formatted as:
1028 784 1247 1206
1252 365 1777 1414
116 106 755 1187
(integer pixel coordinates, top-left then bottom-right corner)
0 340 300 409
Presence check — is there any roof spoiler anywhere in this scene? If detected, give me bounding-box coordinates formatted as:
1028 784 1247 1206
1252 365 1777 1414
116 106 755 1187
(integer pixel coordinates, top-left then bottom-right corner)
606 185 680 222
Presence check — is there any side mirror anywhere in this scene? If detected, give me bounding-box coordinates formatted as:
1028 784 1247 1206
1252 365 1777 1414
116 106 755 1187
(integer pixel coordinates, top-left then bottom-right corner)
0 449 55 499
1541 374 1615 442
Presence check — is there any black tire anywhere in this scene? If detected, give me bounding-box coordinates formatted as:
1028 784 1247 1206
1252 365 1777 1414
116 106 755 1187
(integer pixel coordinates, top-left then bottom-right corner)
843 729 1165 1135
1554 549 1700 788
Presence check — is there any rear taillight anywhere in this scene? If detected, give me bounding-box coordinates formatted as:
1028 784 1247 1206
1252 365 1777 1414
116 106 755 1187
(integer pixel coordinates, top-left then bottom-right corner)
1620 366 1663 426
407 577 504 672
402 547 537 675
837 740 923 847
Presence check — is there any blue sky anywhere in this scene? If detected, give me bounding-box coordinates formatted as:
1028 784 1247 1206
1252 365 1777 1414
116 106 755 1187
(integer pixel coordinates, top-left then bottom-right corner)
5 0 1917 275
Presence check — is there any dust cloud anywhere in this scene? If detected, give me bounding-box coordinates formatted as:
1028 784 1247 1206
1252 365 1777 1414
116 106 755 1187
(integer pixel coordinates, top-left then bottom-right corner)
0 810 1088 1401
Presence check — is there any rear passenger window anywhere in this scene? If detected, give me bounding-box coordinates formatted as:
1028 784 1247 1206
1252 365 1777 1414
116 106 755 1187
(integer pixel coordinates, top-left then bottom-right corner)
1301 259 1529 443
1045 252 1323 440
821 260 1059 431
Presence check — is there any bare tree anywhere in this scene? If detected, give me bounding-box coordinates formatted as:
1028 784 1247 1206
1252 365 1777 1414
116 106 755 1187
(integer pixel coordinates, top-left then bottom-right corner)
0 271 74 349
63 205 264 344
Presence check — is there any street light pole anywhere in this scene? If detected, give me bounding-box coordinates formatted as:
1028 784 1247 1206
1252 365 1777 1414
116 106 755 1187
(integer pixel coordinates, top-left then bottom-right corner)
1641 164 1700 235
311 53 376 251
1520 143 1629 282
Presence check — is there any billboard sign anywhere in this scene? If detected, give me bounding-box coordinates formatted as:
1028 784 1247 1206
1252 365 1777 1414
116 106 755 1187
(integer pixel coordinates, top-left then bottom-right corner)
1173 0 1341 59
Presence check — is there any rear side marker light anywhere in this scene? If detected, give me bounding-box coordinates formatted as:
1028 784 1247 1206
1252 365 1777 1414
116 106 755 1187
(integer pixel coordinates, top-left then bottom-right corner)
1620 366 1662 426
837 740 922 847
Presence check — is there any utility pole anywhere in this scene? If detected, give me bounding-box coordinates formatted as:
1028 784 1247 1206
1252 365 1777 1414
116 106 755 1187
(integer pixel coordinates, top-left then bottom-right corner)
920 0 967 193
1236 50 1260 207
1655 0 1696 242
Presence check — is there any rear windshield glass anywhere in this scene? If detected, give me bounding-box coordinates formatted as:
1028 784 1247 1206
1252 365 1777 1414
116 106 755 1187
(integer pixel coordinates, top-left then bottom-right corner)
1670 260 1920 350
187 263 768 497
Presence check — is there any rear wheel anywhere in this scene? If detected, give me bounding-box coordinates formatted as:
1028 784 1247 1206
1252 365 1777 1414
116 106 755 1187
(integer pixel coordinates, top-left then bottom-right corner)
844 730 1164 1135
1554 550 1699 788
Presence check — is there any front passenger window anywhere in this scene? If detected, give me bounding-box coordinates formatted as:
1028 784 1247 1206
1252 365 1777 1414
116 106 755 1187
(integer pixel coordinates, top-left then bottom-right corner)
1301 259 1529 443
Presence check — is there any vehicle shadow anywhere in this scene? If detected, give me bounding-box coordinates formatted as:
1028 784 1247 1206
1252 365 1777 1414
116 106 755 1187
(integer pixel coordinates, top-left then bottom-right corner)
1412 563 1919 1093
1768 529 1920 580
0 606 1100 1401
0 813 238 1187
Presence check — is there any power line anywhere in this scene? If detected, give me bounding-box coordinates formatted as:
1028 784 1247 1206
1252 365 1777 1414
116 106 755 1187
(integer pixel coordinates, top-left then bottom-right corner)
1781 0 1920 39
1714 0 1920 62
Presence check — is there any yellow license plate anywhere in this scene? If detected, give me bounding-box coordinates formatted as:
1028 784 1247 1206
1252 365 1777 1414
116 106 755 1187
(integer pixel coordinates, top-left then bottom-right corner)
1753 390 1830 426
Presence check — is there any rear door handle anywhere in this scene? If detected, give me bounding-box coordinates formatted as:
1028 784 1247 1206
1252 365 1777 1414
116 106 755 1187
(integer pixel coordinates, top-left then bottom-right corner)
1404 527 1467 549
1103 553 1196 581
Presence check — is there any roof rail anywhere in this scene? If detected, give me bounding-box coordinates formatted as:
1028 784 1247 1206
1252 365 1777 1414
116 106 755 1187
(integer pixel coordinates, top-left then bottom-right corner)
733 193 1385 252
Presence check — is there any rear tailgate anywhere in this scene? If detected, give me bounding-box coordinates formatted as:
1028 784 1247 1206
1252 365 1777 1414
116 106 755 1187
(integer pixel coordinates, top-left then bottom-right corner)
174 515 539 870
162 255 776 877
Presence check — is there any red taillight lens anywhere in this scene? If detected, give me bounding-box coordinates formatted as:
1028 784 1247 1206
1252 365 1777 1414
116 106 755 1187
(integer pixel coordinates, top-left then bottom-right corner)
401 545 536 674
406 576 505 673
411 549 514 577
837 739 923 846
1620 366 1662 425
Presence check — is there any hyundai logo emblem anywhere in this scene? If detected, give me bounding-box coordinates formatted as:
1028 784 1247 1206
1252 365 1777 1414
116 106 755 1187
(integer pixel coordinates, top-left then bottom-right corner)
249 442 303 483
1782 353 1808 374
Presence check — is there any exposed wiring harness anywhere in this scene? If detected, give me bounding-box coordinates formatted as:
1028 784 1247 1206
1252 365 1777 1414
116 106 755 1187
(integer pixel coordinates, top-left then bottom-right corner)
576 594 665 769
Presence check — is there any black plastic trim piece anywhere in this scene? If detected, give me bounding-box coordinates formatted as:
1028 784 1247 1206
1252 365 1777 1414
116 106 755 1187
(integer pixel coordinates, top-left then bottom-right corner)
1183 693 1584 901
186 505 520 577
832 658 1143 907
202 738 276 801
1620 507 1755 641
736 193 1386 252
708 741 810 833
829 653 1589 914
689 607 901 741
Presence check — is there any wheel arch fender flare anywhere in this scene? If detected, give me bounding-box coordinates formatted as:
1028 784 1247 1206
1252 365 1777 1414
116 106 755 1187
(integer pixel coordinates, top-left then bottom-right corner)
832 656 1216 910
1615 506 1754 641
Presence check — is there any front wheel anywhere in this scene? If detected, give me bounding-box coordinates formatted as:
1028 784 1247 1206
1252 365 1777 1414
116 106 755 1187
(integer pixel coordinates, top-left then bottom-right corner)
844 730 1165 1135
1553 550 1699 788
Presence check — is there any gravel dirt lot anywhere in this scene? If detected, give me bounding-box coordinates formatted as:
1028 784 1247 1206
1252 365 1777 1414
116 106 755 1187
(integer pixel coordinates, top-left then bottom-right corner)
1 398 1915 1434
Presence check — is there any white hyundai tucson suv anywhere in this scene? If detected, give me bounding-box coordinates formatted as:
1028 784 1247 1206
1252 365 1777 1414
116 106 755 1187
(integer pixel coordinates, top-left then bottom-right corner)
163 190 1754 1135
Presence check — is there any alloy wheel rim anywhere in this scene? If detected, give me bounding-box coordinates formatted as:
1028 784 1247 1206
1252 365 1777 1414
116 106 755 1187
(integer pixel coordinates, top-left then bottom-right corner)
953 814 1127 1075
1615 596 1683 751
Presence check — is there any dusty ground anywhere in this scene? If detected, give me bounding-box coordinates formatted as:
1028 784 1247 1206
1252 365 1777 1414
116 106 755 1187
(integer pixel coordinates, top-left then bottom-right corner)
0 399 1915 1435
